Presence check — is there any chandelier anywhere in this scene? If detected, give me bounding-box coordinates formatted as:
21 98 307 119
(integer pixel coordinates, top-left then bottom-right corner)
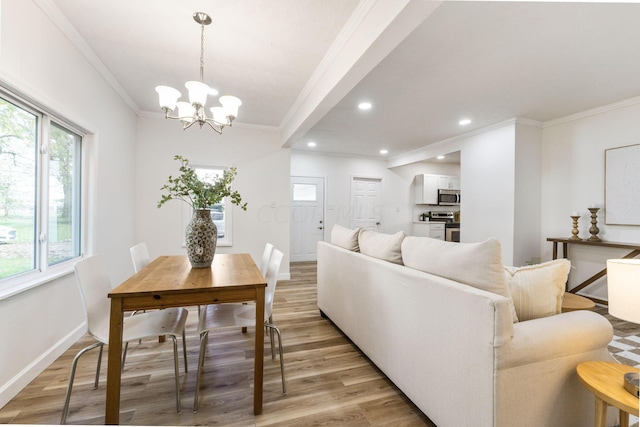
155 12 241 134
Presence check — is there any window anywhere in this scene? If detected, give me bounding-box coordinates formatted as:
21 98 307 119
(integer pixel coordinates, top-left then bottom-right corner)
0 90 83 287
181 165 234 246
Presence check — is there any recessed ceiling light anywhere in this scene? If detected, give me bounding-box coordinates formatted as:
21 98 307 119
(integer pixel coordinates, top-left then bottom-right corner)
307 141 316 147
437 155 445 160
459 118 471 126
358 102 372 110
379 149 388 155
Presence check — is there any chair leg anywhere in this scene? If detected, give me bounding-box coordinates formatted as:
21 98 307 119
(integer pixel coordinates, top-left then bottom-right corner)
94 343 104 389
268 316 275 359
193 331 209 413
182 329 188 373
266 323 286 394
61 341 103 424
168 335 182 414
122 341 129 371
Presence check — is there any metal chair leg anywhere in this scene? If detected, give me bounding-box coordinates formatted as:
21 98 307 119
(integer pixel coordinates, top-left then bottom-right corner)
266 323 286 394
182 329 188 373
94 343 104 389
193 331 209 413
61 341 103 424
268 315 275 359
168 335 182 414
122 341 129 370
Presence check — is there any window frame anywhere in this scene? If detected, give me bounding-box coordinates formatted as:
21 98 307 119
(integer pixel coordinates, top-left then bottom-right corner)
180 163 236 247
0 87 86 300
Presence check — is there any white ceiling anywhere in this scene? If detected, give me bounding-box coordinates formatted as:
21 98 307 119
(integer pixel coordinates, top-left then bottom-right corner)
45 1 640 162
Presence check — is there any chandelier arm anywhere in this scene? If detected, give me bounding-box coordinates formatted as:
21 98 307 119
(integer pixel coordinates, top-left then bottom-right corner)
182 119 199 131
203 119 224 134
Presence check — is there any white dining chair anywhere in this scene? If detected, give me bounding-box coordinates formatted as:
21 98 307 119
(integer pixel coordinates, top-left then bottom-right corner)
259 242 274 276
193 248 285 412
130 241 151 273
61 254 189 423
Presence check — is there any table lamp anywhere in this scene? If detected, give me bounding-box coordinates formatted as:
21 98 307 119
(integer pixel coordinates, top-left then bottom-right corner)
607 258 640 397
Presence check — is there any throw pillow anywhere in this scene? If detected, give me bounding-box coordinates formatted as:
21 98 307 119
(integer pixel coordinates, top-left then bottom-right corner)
358 229 405 265
401 236 518 322
505 259 570 322
330 224 360 251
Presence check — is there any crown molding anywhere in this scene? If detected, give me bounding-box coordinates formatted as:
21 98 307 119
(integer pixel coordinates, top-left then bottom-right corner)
543 95 640 128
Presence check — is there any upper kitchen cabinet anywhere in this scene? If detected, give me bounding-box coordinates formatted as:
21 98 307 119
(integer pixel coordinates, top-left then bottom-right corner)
438 175 460 190
414 174 438 204
414 174 460 204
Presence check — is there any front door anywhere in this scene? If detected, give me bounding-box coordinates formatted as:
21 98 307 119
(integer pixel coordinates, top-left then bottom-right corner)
351 177 382 230
290 176 325 262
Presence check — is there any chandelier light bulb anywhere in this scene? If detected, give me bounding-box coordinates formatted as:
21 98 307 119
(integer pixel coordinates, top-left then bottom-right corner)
210 107 228 125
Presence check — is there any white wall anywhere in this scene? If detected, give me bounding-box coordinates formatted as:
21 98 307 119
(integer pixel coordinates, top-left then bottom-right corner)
513 123 543 266
541 101 640 299
460 124 517 265
0 0 137 407
291 152 415 237
135 118 291 277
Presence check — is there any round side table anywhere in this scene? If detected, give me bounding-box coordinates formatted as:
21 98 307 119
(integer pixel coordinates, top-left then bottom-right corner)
576 361 640 427
561 292 595 312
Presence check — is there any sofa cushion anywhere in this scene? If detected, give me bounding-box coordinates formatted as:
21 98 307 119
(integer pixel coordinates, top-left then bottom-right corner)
401 236 518 322
331 224 361 251
505 259 570 321
358 229 405 265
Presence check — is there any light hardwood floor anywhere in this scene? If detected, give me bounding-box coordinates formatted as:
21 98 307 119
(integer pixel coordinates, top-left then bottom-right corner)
0 262 435 426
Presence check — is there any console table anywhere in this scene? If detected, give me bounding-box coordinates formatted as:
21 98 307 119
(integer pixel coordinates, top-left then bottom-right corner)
547 238 640 305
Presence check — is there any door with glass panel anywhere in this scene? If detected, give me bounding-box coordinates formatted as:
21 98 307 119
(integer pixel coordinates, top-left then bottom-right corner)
290 176 324 262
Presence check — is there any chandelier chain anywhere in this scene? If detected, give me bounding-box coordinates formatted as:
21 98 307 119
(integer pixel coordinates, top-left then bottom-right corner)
199 23 205 82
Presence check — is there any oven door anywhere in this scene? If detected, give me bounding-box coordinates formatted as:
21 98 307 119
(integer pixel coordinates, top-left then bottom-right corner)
445 225 460 242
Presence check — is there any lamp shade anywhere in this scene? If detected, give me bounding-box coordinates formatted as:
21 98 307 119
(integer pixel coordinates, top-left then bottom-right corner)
210 107 228 125
219 95 242 119
185 81 210 107
155 86 181 110
176 102 195 124
607 259 640 324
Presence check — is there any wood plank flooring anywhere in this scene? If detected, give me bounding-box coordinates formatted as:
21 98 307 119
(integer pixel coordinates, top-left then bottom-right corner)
2 262 639 426
0 262 435 426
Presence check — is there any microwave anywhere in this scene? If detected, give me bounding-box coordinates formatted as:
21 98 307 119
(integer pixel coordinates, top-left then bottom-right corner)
438 189 460 206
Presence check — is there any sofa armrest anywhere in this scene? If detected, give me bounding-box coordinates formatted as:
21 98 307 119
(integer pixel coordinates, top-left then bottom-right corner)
496 310 613 369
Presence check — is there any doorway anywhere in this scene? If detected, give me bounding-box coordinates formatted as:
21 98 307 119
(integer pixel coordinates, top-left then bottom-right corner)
290 176 325 262
351 176 382 231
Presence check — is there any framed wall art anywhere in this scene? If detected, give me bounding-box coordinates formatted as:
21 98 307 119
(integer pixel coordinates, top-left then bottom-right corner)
605 143 640 225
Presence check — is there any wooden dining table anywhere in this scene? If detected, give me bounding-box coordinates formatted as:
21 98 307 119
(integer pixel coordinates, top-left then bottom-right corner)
105 254 267 424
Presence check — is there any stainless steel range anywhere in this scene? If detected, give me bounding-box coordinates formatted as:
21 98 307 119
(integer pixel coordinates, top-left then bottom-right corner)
429 212 460 242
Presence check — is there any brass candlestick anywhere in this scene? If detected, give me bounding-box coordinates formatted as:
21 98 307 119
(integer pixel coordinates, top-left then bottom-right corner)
569 215 581 240
587 207 602 242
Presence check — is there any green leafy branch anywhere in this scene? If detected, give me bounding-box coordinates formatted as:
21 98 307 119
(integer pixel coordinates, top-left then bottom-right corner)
157 155 247 211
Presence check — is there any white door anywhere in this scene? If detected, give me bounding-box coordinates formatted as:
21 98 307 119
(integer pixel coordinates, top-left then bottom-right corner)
351 177 382 230
290 176 325 262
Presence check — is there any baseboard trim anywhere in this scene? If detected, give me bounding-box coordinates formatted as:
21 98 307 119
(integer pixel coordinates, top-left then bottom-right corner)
0 321 86 409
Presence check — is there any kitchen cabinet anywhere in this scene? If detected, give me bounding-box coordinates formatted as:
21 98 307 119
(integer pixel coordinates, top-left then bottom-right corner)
438 175 460 190
414 174 460 204
411 222 445 240
414 174 439 204
412 222 429 237
429 222 445 240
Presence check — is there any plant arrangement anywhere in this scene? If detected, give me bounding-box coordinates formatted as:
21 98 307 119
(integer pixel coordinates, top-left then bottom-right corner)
157 155 247 211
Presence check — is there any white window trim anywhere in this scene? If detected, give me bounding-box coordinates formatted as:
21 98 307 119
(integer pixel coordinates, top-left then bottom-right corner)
0 85 89 300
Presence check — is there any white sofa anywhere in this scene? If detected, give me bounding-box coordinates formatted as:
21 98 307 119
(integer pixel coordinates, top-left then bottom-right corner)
317 228 617 427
